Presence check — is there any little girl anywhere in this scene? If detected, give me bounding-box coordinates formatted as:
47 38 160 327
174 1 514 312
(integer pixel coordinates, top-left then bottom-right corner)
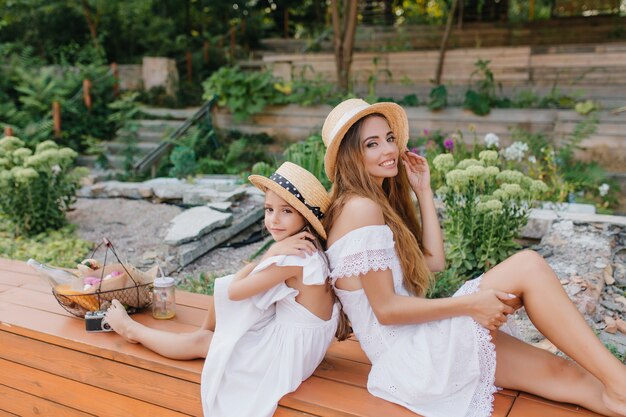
106 161 345 417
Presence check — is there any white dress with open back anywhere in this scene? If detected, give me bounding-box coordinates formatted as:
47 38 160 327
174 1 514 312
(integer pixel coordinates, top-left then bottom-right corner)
200 251 339 417
326 225 510 417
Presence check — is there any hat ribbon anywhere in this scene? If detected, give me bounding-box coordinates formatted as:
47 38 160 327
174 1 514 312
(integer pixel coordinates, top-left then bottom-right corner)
269 173 324 220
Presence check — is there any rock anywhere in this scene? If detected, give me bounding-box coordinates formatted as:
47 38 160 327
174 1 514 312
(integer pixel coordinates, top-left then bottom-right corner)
176 204 264 267
604 264 615 285
566 284 582 296
615 296 626 307
532 338 558 354
142 251 158 260
559 279 570 285
616 319 626 335
144 178 189 201
601 299 623 311
606 322 618 334
104 181 152 199
206 202 233 212
614 263 626 286
164 207 233 246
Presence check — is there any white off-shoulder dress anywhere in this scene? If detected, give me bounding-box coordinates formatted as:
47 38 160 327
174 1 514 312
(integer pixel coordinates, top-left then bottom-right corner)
327 225 513 417
201 252 339 417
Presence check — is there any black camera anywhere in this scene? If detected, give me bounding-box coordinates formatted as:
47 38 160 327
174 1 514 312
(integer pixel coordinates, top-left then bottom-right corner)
85 310 113 332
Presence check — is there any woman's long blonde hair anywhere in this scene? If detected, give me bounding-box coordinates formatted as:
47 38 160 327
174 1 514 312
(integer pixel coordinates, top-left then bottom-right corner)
323 114 433 297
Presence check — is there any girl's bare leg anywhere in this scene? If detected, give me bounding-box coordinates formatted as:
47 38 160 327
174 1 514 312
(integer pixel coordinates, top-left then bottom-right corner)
494 330 619 416
480 250 626 415
105 297 216 360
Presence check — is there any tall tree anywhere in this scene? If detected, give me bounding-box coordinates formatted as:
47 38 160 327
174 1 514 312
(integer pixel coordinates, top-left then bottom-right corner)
435 0 460 86
331 0 358 93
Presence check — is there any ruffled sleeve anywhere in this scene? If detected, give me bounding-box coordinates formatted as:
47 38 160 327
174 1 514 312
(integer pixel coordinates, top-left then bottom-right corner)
325 225 398 281
248 251 329 310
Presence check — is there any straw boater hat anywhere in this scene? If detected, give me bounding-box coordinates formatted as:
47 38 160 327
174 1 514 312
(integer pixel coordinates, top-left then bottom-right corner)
321 98 409 182
248 162 330 239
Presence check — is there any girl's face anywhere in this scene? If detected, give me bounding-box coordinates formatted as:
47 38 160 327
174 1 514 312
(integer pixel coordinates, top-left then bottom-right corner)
359 116 399 185
264 190 306 241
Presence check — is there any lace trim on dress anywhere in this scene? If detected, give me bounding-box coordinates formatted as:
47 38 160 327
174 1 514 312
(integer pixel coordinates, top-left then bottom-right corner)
455 277 498 417
330 247 399 280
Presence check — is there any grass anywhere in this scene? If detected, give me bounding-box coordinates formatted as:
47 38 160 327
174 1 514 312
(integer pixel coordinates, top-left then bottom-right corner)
0 215 92 268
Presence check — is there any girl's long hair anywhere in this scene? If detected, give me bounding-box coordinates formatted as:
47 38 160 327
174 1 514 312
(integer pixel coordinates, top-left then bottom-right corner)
304 227 351 341
323 114 433 297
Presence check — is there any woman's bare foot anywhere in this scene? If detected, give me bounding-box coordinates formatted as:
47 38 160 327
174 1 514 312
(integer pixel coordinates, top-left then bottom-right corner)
603 387 626 417
105 299 139 343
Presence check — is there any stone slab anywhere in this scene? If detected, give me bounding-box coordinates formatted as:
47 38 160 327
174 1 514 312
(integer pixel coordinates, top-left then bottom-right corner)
164 206 233 246
177 204 265 267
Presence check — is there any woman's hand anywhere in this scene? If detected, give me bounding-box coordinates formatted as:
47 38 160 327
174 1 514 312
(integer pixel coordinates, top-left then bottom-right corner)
401 151 432 196
467 289 516 331
264 231 317 258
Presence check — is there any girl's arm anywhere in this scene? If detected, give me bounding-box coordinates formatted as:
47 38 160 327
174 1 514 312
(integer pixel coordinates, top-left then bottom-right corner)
228 264 301 301
401 151 445 271
228 231 317 301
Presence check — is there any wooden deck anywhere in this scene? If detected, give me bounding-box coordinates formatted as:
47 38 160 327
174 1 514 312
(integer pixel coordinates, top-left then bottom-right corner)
0 257 604 416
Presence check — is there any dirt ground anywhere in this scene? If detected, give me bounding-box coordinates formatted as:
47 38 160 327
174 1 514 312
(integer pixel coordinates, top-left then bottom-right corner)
67 197 271 281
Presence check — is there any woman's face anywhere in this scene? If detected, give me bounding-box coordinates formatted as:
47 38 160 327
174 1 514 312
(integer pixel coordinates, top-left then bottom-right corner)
359 116 399 184
264 190 306 241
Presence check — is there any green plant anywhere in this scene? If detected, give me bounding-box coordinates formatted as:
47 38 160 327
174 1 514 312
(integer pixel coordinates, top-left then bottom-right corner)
283 134 330 190
430 151 547 297
463 59 498 116
202 66 280 121
0 214 92 268
179 272 217 295
169 145 197 178
0 136 88 236
428 85 448 111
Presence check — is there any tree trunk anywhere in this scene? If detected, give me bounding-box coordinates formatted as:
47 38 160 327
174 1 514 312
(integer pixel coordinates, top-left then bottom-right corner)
80 0 100 51
434 0 460 86
331 0 358 93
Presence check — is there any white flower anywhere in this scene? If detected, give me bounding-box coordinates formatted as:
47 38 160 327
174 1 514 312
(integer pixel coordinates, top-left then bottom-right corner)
598 183 610 197
484 133 500 148
51 164 61 175
528 155 537 164
503 141 529 162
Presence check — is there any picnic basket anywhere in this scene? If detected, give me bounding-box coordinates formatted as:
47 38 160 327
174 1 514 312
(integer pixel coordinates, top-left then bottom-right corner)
52 238 157 318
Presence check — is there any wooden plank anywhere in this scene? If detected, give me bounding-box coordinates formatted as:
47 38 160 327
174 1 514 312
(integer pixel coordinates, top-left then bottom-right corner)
274 408 318 417
508 393 603 416
0 302 203 383
0 331 202 416
0 384 94 417
0 359 189 416
0 409 19 417
281 376 416 417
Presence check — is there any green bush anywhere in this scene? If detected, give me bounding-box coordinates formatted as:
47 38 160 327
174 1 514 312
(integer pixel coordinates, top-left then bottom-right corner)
430 151 547 297
0 136 88 236
283 134 330 190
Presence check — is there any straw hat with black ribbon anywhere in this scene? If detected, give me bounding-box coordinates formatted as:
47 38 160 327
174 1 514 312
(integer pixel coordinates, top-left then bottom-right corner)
321 98 410 183
248 162 330 239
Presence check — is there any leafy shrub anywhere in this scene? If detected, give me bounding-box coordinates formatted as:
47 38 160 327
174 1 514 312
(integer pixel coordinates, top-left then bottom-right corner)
0 136 88 236
430 151 547 296
283 134 330 190
428 85 448 110
0 214 91 268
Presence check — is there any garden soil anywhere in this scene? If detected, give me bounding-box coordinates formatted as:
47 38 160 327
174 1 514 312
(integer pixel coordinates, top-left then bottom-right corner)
67 197 271 282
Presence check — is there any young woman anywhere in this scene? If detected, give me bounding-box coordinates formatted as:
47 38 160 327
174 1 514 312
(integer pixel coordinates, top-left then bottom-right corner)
319 98 626 417
106 161 347 417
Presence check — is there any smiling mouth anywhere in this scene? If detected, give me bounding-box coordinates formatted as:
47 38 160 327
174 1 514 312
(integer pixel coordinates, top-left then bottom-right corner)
379 159 396 167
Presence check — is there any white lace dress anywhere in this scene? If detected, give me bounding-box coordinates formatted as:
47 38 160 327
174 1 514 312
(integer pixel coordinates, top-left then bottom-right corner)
327 225 510 417
201 252 339 417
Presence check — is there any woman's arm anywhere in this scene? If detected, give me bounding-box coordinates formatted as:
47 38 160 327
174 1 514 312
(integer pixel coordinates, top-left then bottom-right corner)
360 268 514 329
401 151 445 271
332 197 513 329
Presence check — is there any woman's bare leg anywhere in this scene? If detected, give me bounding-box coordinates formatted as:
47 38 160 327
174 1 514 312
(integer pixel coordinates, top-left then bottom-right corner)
105 298 216 360
494 330 619 416
480 250 626 415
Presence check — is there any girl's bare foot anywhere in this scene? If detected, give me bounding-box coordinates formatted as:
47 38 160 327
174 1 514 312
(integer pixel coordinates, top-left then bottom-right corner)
603 386 626 417
105 299 139 343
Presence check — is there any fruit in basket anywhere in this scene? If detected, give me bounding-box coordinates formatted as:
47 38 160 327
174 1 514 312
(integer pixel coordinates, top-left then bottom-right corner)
55 284 100 311
77 258 102 276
